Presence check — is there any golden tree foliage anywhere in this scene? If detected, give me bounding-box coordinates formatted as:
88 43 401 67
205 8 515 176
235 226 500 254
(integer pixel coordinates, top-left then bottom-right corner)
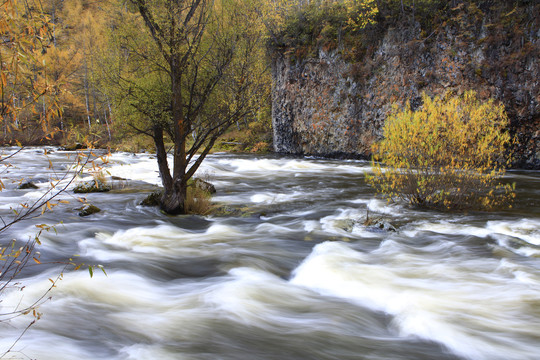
0 0 60 139
261 0 378 41
368 91 515 211
342 0 378 30
59 0 113 136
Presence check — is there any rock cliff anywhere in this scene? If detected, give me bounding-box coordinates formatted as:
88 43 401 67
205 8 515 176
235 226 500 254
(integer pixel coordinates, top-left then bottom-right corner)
271 7 540 168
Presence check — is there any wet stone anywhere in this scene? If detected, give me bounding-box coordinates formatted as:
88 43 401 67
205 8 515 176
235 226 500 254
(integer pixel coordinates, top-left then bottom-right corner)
74 180 111 193
18 181 39 189
140 190 162 207
78 204 101 217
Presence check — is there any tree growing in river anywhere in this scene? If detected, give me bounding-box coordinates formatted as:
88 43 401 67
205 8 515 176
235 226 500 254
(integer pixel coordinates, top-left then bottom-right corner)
367 91 515 211
100 0 268 214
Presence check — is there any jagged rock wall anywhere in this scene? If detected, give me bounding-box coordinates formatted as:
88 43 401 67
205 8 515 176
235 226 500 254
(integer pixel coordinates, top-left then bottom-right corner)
272 50 379 158
272 23 540 168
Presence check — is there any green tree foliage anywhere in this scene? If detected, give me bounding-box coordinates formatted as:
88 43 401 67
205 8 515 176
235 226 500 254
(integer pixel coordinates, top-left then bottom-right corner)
97 0 269 214
367 91 515 211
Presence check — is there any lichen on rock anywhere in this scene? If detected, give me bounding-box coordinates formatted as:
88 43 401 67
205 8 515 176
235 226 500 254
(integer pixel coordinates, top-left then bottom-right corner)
78 204 101 217
74 180 111 193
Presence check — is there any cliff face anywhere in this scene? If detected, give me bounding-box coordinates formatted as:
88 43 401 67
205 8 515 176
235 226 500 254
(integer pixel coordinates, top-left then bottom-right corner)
272 13 540 168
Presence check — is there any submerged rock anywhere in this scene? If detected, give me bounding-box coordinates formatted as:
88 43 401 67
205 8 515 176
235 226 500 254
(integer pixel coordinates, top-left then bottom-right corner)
365 220 397 233
336 214 397 233
362 213 397 232
334 219 356 232
78 204 101 217
211 205 254 217
18 181 38 190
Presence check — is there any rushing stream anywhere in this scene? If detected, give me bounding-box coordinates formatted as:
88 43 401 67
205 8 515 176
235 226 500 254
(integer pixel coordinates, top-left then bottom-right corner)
0 147 539 360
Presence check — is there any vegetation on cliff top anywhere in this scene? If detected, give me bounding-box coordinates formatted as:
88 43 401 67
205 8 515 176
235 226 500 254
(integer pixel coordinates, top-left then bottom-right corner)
270 0 539 63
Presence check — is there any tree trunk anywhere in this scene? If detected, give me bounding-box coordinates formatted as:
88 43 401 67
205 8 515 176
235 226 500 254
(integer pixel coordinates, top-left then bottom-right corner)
160 183 187 214
152 124 185 214
156 55 188 215
84 59 92 130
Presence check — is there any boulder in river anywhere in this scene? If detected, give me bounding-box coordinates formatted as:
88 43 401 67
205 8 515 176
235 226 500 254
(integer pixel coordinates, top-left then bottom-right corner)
18 181 39 190
362 211 397 232
74 179 111 193
335 212 397 233
365 220 397 233
78 204 101 217
140 190 162 207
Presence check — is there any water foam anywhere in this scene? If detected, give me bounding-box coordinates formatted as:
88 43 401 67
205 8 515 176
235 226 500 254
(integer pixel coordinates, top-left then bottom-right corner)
404 218 540 256
350 198 402 215
83 223 244 261
290 241 540 360
250 191 304 205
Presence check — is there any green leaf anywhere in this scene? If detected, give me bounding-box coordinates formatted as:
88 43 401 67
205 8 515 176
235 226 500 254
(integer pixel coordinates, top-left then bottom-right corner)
98 264 108 277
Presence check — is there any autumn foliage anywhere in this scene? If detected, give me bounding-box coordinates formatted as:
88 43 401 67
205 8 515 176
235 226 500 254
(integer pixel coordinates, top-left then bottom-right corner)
368 91 515 211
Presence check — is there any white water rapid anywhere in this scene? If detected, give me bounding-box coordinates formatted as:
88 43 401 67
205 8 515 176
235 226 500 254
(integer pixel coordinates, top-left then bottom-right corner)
0 148 539 360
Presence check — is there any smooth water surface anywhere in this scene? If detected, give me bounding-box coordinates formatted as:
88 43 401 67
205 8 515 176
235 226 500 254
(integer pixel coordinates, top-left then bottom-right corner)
0 148 539 360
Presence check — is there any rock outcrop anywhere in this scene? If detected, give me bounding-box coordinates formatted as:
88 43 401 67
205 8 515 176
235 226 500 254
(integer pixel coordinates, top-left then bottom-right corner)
272 13 540 168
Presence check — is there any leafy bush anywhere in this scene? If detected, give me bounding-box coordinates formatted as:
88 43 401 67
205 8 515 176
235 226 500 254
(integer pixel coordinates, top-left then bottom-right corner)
368 91 515 211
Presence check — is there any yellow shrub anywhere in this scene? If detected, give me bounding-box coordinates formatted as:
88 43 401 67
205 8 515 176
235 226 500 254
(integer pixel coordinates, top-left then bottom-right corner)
367 91 515 211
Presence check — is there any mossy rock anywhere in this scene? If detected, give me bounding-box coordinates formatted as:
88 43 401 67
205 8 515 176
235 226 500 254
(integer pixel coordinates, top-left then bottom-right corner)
18 181 38 190
62 143 86 151
78 204 101 217
140 190 163 207
74 180 111 193
210 205 254 217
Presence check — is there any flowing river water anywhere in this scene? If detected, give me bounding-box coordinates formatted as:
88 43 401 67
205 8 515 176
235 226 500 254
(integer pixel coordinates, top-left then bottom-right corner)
0 147 539 360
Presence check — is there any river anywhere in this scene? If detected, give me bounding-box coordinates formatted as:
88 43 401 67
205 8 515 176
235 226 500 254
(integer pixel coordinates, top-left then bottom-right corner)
0 147 539 360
